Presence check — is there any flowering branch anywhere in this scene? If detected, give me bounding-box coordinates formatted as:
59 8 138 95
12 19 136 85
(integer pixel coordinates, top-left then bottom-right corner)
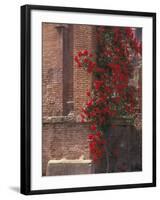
75 26 142 164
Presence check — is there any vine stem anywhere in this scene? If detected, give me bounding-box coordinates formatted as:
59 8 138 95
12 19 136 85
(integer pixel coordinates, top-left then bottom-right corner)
102 133 110 173
106 148 110 173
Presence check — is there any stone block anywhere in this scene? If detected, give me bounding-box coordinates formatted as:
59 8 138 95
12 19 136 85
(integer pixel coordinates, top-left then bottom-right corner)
46 159 93 176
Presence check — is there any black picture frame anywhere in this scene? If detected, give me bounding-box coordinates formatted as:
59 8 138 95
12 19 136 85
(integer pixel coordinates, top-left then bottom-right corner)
21 4 156 195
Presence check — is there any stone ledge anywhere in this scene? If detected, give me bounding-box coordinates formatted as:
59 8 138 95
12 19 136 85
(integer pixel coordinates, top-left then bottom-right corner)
43 115 75 124
42 115 136 126
46 158 93 176
48 158 92 164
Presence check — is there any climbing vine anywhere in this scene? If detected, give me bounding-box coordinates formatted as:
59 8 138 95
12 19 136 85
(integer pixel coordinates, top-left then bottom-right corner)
75 26 142 164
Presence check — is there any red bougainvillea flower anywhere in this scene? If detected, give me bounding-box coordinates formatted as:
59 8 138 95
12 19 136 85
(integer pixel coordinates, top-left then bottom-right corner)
103 107 109 113
88 130 106 161
80 113 85 119
88 133 94 140
81 108 89 117
74 56 82 68
94 80 104 90
86 90 91 97
96 131 101 137
86 99 93 107
95 67 106 73
90 124 97 131
83 49 88 56
84 58 89 63
90 111 96 117
87 61 96 73
81 118 85 123
113 96 121 104
78 51 83 57
74 55 78 62
125 27 134 39
105 86 112 94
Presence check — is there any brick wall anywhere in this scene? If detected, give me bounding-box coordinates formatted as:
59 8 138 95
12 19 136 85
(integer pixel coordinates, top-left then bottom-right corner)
42 23 96 118
73 25 96 116
42 121 91 175
42 23 63 116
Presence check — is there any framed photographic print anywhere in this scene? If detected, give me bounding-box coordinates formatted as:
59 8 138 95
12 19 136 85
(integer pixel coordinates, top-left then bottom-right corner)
21 4 156 195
